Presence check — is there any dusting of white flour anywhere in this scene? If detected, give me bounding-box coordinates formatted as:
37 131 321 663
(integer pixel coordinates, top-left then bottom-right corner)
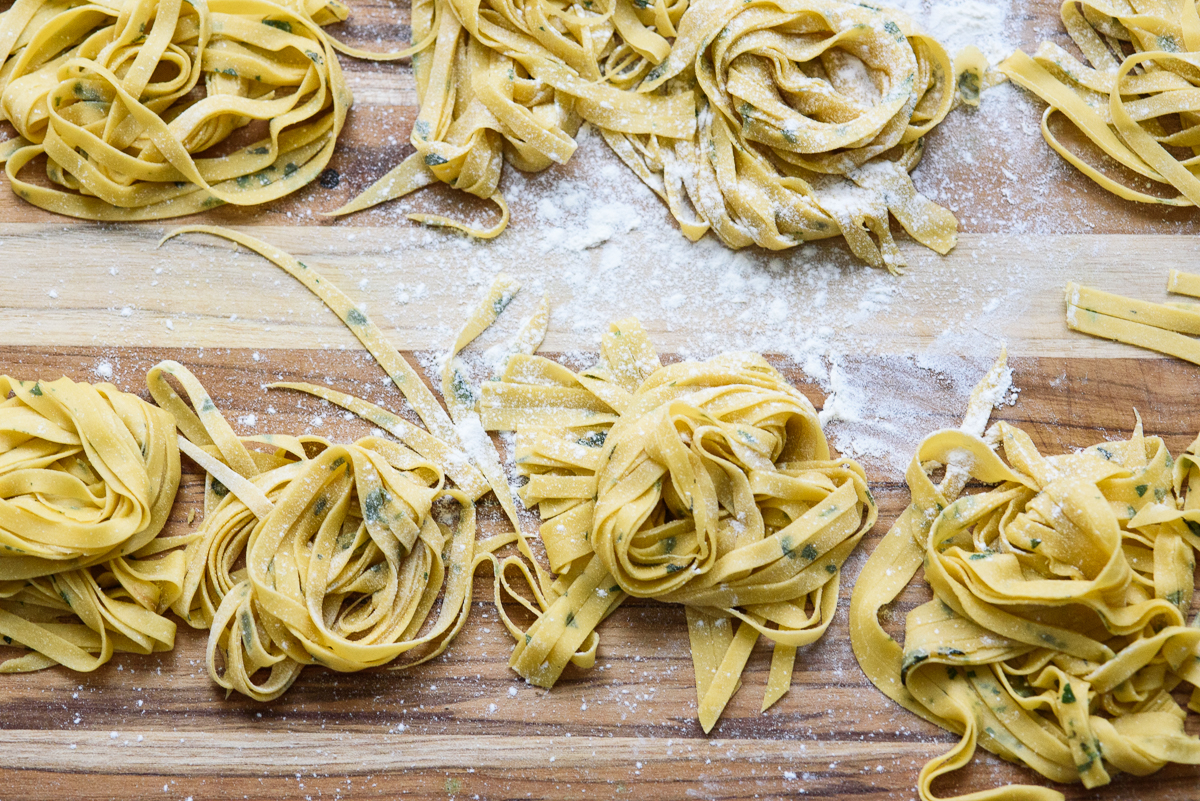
415 115 1025 478
891 0 1015 63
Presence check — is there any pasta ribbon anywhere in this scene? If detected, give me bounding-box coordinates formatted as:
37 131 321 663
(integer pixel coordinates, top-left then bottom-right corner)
1066 271 1200 365
148 359 489 700
850 358 1200 801
0 0 353 218
1001 1 1200 206
336 0 963 270
473 306 877 730
161 224 521 530
0 374 185 672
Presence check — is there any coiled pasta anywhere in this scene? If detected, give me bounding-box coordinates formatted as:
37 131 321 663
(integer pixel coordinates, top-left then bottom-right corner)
851 361 1200 801
0 0 353 218
475 310 877 730
338 0 962 270
0 374 184 672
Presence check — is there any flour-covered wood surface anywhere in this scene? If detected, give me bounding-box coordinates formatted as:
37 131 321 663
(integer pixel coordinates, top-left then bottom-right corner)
2 0 1200 798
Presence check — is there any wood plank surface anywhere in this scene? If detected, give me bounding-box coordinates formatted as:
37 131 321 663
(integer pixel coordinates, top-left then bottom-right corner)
3 0 1200 798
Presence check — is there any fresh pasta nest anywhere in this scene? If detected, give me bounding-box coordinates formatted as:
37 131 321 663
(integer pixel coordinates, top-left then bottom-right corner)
0 0 352 219
1002 0 1200 207
153 225 530 700
852 401 1200 800
615 0 959 268
0 374 184 672
478 317 877 730
341 0 961 270
147 360 485 701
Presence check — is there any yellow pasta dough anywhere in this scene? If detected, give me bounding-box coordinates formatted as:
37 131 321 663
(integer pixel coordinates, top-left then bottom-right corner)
0 0 353 218
1001 1 1200 206
0 374 185 672
337 0 962 270
850 359 1200 801
472 307 877 730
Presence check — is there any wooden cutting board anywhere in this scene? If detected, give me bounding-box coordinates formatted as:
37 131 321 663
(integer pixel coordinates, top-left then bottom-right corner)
2 0 1199 799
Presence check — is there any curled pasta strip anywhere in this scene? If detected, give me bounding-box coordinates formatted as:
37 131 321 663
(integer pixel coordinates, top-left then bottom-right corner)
473 311 877 731
850 362 1200 801
336 0 962 270
1001 1 1200 206
0 0 352 218
149 360 485 701
0 374 185 672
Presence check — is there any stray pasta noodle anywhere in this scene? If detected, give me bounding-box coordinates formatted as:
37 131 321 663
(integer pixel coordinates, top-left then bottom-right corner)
850 354 1200 801
1066 272 1200 365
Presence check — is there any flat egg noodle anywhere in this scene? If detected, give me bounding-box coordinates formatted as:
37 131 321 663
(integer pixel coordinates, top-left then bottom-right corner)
1066 274 1200 365
160 224 516 531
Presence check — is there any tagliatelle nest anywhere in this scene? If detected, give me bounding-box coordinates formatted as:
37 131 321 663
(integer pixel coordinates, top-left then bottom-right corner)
852 360 1200 801
0 374 184 672
0 0 353 218
477 314 877 731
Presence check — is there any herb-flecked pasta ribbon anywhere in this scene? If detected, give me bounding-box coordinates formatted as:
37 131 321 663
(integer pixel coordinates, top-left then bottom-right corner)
474 311 877 731
161 225 520 532
850 362 1200 801
155 226 546 699
0 374 185 672
1066 272 1200 366
0 0 353 218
